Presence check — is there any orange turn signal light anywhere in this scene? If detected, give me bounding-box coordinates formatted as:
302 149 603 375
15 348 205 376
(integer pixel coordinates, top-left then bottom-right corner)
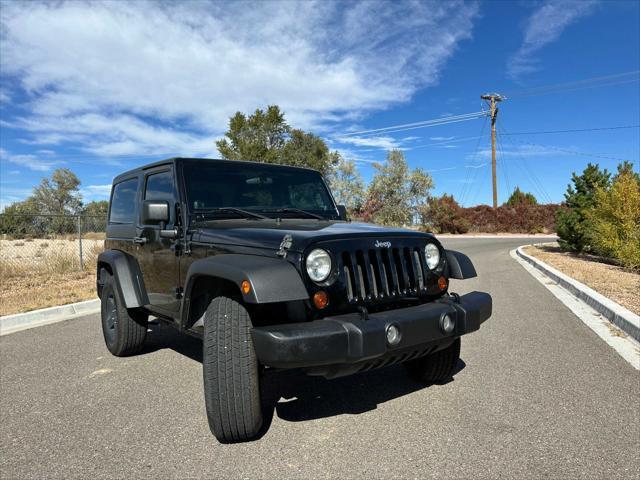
313 291 329 309
241 280 251 295
438 276 448 291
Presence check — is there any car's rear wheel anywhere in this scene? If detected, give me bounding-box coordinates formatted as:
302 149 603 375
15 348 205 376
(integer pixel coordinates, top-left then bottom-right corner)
203 296 263 443
100 272 148 356
404 338 461 384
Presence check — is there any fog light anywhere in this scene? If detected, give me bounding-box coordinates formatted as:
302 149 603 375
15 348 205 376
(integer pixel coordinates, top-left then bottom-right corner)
440 314 455 334
386 324 401 346
313 291 329 309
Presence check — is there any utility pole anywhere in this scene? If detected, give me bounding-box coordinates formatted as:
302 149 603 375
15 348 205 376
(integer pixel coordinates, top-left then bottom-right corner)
481 93 504 209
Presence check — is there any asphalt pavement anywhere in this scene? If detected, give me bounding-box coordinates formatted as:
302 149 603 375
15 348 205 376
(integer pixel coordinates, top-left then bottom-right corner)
1 238 638 479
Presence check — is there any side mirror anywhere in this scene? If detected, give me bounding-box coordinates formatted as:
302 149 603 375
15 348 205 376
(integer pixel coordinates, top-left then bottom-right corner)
142 200 170 225
337 205 349 221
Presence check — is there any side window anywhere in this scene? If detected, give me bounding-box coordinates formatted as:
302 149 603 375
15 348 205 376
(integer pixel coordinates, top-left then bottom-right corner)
144 170 175 203
109 178 139 224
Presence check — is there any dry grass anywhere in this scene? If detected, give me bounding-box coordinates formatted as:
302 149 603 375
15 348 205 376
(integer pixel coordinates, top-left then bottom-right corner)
523 243 640 315
0 239 104 316
0 270 96 316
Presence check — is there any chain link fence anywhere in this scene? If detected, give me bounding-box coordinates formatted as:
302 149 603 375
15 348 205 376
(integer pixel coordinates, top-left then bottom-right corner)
0 214 107 275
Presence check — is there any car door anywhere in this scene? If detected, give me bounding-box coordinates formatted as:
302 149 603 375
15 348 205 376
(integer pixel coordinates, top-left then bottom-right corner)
136 167 180 315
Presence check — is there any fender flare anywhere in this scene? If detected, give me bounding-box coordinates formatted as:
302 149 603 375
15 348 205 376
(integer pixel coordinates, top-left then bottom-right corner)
183 254 309 305
445 250 477 280
97 250 149 308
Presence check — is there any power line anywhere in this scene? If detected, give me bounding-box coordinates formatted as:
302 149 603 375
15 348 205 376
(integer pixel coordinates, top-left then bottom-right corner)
339 111 487 137
497 123 553 204
502 125 640 136
504 137 634 162
459 116 488 206
504 71 640 99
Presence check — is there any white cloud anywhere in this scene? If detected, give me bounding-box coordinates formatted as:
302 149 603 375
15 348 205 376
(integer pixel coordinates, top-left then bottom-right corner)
0 148 58 171
465 162 488 169
476 145 559 158
335 136 402 149
508 0 598 80
430 136 455 141
0 0 479 155
82 184 112 200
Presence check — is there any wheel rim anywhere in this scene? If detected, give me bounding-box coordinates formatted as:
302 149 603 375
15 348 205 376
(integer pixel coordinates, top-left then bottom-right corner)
103 294 118 344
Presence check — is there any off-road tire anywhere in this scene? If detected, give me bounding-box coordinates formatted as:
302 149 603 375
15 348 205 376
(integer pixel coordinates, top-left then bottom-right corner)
203 296 263 443
404 338 461 384
100 273 148 356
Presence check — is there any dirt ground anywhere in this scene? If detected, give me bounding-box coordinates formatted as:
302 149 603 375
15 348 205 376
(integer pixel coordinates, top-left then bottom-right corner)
523 243 640 315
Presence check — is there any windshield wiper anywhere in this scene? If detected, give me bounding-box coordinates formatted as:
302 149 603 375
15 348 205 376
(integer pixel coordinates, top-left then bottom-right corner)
261 208 325 220
194 207 269 220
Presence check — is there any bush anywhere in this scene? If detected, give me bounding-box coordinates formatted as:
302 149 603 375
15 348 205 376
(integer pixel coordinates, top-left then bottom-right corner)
421 195 469 234
459 203 562 234
419 197 562 234
586 168 640 270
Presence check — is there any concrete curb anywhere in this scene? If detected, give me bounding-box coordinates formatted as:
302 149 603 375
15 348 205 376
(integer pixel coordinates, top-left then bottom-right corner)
0 299 100 336
516 245 640 342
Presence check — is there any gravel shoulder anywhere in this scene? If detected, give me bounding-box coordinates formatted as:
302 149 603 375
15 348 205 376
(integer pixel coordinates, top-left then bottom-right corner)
522 243 640 315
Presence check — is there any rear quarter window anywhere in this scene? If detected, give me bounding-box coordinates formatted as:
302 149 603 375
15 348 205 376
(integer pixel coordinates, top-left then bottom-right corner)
109 178 139 224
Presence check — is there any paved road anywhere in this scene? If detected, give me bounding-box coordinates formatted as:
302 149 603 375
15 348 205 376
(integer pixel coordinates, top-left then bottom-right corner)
1 238 638 479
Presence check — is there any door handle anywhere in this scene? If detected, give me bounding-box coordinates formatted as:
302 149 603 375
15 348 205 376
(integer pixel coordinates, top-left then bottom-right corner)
133 236 147 245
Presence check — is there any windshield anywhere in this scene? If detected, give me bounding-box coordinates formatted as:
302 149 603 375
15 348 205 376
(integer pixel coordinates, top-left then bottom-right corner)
181 160 338 219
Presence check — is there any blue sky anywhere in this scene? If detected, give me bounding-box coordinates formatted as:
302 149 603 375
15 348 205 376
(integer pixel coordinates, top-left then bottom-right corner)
1 0 638 209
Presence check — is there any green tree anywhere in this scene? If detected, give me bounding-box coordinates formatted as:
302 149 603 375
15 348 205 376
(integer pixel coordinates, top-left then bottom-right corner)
32 168 82 215
586 166 640 269
556 163 611 252
505 186 537 206
215 105 338 175
363 150 434 226
0 197 39 236
216 105 288 163
325 156 365 212
82 200 109 232
82 200 109 217
408 167 434 223
281 129 338 175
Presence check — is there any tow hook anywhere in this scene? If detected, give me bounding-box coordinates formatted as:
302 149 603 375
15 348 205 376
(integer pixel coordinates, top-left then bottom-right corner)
449 292 461 304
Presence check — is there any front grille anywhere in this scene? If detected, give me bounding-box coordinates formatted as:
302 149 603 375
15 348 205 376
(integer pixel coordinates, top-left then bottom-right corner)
340 245 429 303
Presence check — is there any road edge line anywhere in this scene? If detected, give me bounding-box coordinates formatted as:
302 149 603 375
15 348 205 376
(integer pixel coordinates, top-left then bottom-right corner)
0 299 100 336
511 247 639 370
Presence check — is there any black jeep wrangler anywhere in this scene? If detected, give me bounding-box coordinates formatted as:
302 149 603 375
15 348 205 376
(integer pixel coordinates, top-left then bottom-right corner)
97 157 491 443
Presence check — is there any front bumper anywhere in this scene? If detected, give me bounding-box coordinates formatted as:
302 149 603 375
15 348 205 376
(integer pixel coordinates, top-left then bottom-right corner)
251 291 491 377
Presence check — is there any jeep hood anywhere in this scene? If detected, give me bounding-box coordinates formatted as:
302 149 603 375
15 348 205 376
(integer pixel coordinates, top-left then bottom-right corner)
192 220 433 253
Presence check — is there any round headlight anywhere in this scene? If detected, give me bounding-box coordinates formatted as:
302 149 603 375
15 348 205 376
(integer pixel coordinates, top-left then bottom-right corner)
306 249 332 283
425 243 440 270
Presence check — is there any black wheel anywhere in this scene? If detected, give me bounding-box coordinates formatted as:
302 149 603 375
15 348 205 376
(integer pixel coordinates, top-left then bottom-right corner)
404 338 461 384
100 273 148 356
203 296 263 443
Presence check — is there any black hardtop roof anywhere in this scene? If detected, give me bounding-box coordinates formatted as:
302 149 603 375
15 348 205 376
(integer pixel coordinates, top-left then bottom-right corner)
112 157 321 184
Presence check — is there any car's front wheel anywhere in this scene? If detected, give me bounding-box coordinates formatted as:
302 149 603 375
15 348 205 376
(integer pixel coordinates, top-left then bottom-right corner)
404 338 461 384
203 296 263 443
100 272 148 356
